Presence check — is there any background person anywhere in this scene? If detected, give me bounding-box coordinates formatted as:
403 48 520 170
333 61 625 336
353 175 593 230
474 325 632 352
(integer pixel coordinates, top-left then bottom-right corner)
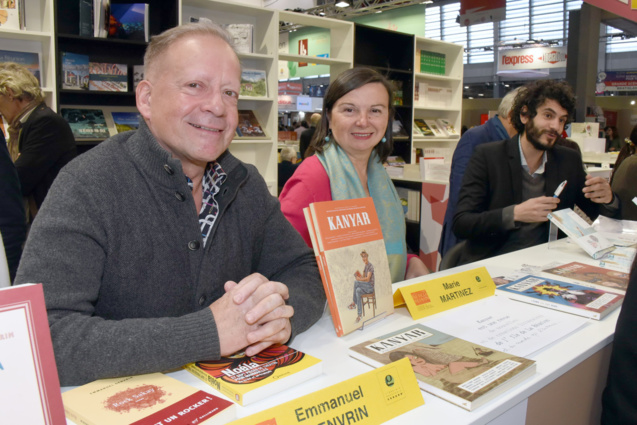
278 146 298 194
604 125 622 152
610 125 637 220
300 112 321 159
15 21 325 386
279 67 429 282
0 62 76 221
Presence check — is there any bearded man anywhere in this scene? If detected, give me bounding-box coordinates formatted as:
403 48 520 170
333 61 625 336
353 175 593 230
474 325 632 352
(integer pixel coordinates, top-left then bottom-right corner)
451 80 619 265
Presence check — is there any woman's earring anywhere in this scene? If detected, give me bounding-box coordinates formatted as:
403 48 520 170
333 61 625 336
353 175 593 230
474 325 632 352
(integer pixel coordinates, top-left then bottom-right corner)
381 137 387 143
325 130 332 142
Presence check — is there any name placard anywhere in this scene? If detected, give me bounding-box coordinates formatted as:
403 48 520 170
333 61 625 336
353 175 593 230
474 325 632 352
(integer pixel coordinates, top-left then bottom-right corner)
393 267 495 320
230 358 424 425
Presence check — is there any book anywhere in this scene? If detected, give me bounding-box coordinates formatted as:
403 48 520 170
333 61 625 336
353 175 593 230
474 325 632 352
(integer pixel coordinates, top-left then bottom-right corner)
547 208 616 259
436 118 460 138
108 3 148 42
542 261 629 293
496 275 624 320
62 373 235 425
413 118 435 137
0 49 41 84
133 64 144 89
79 0 93 36
93 0 110 38
222 23 253 54
236 110 266 138
303 197 394 337
0 284 66 424
62 52 89 90
424 119 447 137
348 323 536 411
419 50 446 75
61 107 110 140
89 62 128 92
240 69 267 97
184 344 322 406
0 0 21 30
111 111 140 133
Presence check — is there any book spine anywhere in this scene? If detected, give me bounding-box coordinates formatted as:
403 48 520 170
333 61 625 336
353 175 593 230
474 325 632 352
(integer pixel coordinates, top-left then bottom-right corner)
185 364 242 405
318 252 344 337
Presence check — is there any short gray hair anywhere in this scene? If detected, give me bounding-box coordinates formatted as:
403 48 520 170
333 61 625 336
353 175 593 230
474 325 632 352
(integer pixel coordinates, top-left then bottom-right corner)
144 21 237 79
498 86 523 118
280 146 297 162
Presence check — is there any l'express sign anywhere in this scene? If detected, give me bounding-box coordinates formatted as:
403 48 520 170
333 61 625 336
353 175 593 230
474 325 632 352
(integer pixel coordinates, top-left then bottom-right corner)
498 46 568 71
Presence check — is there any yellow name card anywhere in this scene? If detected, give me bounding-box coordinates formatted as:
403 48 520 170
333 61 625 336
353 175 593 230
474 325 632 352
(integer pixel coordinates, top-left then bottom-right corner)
230 358 424 425
394 267 495 320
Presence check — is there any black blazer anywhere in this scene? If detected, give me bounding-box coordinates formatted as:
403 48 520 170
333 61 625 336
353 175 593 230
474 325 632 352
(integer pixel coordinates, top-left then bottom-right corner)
452 136 610 264
15 103 77 209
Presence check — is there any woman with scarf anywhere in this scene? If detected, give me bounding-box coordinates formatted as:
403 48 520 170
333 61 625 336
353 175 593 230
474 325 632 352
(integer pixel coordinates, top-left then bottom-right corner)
279 67 429 282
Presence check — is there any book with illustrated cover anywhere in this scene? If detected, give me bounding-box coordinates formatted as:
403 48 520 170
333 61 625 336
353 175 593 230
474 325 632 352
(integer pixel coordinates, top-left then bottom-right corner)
62 373 235 425
0 284 66 425
424 119 448 137
223 23 253 54
304 197 394 337
240 69 267 97
0 49 40 84
413 118 435 137
111 111 140 133
184 344 322 407
89 62 128 92
547 208 615 259
62 52 89 90
436 118 460 138
496 275 624 320
236 110 266 138
61 107 110 140
108 3 148 42
542 262 629 293
0 0 21 30
93 0 110 38
349 324 536 411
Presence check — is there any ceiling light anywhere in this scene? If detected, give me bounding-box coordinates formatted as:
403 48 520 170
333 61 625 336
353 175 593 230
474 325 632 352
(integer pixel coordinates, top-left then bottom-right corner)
478 93 484 96
504 84 510 87
631 100 636 105
464 86 469 89
336 1 350 7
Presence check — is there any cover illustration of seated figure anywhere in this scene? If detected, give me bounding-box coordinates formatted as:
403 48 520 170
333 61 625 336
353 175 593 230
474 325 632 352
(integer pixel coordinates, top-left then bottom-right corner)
349 250 375 323
389 346 490 381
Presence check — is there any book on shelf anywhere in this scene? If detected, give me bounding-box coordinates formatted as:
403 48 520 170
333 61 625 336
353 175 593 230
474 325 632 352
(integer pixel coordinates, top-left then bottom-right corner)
547 208 616 259
111 111 140 133
240 69 267 97
108 3 148 42
496 275 624 320
424 119 448 137
62 372 236 425
89 62 128 92
62 52 89 90
61 107 110 140
184 344 322 407
348 323 536 411
222 23 254 54
413 118 435 137
419 49 446 75
385 155 406 178
0 0 21 30
395 187 420 222
133 64 144 89
0 49 41 85
0 284 66 425
542 262 629 293
93 0 110 38
390 80 404 106
391 118 409 138
304 197 394 337
436 118 460 138
79 0 93 36
236 110 266 138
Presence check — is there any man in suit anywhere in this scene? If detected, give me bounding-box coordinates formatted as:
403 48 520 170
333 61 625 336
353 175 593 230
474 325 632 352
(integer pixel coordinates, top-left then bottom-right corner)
438 88 520 258
452 80 618 265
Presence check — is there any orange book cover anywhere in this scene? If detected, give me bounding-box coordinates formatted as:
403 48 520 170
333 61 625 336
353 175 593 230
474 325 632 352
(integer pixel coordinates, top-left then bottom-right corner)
304 197 394 337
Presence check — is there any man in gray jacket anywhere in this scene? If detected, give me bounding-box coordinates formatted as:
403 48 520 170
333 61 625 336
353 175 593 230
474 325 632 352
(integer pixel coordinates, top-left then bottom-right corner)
15 22 326 386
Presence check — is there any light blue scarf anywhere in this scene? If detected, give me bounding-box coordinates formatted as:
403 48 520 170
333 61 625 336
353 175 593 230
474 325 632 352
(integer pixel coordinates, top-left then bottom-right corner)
317 142 407 283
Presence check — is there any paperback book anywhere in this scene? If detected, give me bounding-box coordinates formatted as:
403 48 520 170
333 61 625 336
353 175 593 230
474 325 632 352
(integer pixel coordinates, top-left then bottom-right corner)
0 49 40 84
236 110 266 138
547 208 615 259
61 107 110 140
0 284 66 425
240 69 267 97
349 324 536 411
184 344 322 406
111 111 140 133
62 52 89 90
79 0 93 36
413 118 435 137
304 197 394 337
108 3 148 42
424 119 448 137
93 0 110 38
89 62 128 92
223 23 253 54
542 261 629 293
0 0 21 30
62 373 236 425
496 275 624 320
436 118 460 138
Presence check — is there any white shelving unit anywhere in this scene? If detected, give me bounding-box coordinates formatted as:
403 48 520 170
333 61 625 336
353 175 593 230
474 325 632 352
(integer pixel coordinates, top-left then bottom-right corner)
0 0 56 109
412 36 464 160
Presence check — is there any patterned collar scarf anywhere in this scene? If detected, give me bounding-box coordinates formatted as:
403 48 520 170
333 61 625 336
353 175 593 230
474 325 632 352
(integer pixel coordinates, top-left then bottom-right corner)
185 161 227 247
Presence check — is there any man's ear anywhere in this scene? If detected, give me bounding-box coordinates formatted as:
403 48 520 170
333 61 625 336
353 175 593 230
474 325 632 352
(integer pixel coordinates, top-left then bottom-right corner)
136 80 152 121
519 105 529 125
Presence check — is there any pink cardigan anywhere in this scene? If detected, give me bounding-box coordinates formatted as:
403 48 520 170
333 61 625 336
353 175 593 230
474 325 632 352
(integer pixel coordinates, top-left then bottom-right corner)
278 155 416 277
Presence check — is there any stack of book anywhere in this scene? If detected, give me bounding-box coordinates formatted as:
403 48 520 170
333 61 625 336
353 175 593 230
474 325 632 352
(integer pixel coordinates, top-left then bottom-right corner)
419 49 446 75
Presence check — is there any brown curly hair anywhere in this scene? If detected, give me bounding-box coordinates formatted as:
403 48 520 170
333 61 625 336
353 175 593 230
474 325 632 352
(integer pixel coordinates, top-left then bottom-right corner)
511 80 575 134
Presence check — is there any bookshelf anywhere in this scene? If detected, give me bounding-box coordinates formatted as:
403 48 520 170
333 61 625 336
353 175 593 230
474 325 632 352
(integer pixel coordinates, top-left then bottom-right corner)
412 37 464 161
0 0 56 108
